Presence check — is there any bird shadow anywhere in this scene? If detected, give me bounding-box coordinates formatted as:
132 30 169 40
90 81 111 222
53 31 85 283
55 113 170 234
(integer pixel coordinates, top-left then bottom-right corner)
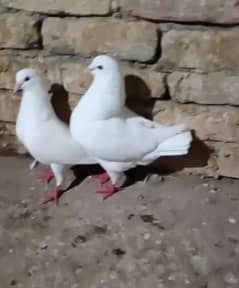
50 83 72 124
151 131 211 174
125 131 211 184
123 75 212 185
65 130 211 191
125 74 158 120
64 164 105 192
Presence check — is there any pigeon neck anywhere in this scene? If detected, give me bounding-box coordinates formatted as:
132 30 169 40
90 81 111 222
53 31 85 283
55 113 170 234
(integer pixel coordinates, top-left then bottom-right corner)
74 73 126 122
20 84 54 123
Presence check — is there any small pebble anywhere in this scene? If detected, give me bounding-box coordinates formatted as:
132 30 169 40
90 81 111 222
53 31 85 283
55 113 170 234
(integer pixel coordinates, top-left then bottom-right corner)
138 194 145 200
210 188 218 194
168 274 176 281
10 280 17 286
200 198 209 205
184 279 191 285
202 183 209 187
224 272 238 285
234 247 239 254
112 248 125 256
127 214 135 220
191 255 209 277
140 204 147 210
192 227 199 232
202 222 207 226
39 243 48 250
143 233 151 240
21 199 28 205
27 265 37 276
109 272 118 280
141 258 150 265
227 235 239 244
228 217 237 224
8 249 13 254
144 174 164 184
75 267 83 275
213 241 222 248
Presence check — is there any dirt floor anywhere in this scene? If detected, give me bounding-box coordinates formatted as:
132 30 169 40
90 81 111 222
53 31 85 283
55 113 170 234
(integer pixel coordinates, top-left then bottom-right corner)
0 156 239 288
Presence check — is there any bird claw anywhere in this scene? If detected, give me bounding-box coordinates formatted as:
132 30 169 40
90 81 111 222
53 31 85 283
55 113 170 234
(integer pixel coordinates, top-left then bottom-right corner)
96 184 119 200
29 160 39 170
41 188 64 206
92 172 110 184
38 170 54 183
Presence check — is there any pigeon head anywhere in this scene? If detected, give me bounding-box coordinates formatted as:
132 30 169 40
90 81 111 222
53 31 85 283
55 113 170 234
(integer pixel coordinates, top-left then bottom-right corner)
88 55 120 77
14 68 40 95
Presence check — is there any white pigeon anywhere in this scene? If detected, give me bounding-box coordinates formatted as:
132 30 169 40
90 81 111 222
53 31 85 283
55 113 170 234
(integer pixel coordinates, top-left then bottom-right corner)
70 55 193 199
14 68 101 204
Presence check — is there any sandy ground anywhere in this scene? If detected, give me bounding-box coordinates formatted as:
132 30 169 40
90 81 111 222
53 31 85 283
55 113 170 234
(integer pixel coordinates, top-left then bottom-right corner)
0 156 239 288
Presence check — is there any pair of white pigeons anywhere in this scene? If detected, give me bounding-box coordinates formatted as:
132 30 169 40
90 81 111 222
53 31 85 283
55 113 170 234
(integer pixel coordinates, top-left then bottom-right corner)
14 55 192 204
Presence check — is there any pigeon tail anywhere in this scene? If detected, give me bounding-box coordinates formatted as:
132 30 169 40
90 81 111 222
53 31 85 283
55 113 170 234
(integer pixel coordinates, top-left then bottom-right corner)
141 131 192 163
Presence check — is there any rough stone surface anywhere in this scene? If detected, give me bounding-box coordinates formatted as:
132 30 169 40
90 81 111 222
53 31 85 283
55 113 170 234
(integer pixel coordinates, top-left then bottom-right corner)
121 0 239 24
0 156 239 287
0 123 26 154
42 18 158 62
62 61 166 98
0 3 6 13
0 13 40 49
2 0 111 15
0 91 20 123
153 101 239 143
61 61 92 96
215 143 239 179
0 52 62 90
0 54 166 123
159 29 239 72
123 65 166 100
168 72 239 105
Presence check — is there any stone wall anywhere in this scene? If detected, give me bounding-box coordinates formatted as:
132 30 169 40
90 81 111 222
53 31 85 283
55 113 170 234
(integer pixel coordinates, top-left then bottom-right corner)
0 0 238 178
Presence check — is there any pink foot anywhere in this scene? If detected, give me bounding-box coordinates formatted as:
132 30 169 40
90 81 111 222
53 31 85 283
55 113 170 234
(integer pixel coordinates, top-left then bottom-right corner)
41 188 64 206
96 184 119 200
92 172 110 184
38 170 54 183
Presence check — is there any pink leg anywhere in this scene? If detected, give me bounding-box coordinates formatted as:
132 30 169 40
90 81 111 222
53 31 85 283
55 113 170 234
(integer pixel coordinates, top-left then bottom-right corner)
92 172 110 184
38 170 54 183
41 188 64 206
96 183 120 200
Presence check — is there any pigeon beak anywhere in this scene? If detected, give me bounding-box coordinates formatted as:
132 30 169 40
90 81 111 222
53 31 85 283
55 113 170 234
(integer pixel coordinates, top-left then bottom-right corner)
13 83 22 96
87 64 95 73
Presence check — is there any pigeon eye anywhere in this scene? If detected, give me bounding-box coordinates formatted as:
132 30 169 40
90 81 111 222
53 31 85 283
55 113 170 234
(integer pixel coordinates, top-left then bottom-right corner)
25 76 30 82
97 65 103 70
